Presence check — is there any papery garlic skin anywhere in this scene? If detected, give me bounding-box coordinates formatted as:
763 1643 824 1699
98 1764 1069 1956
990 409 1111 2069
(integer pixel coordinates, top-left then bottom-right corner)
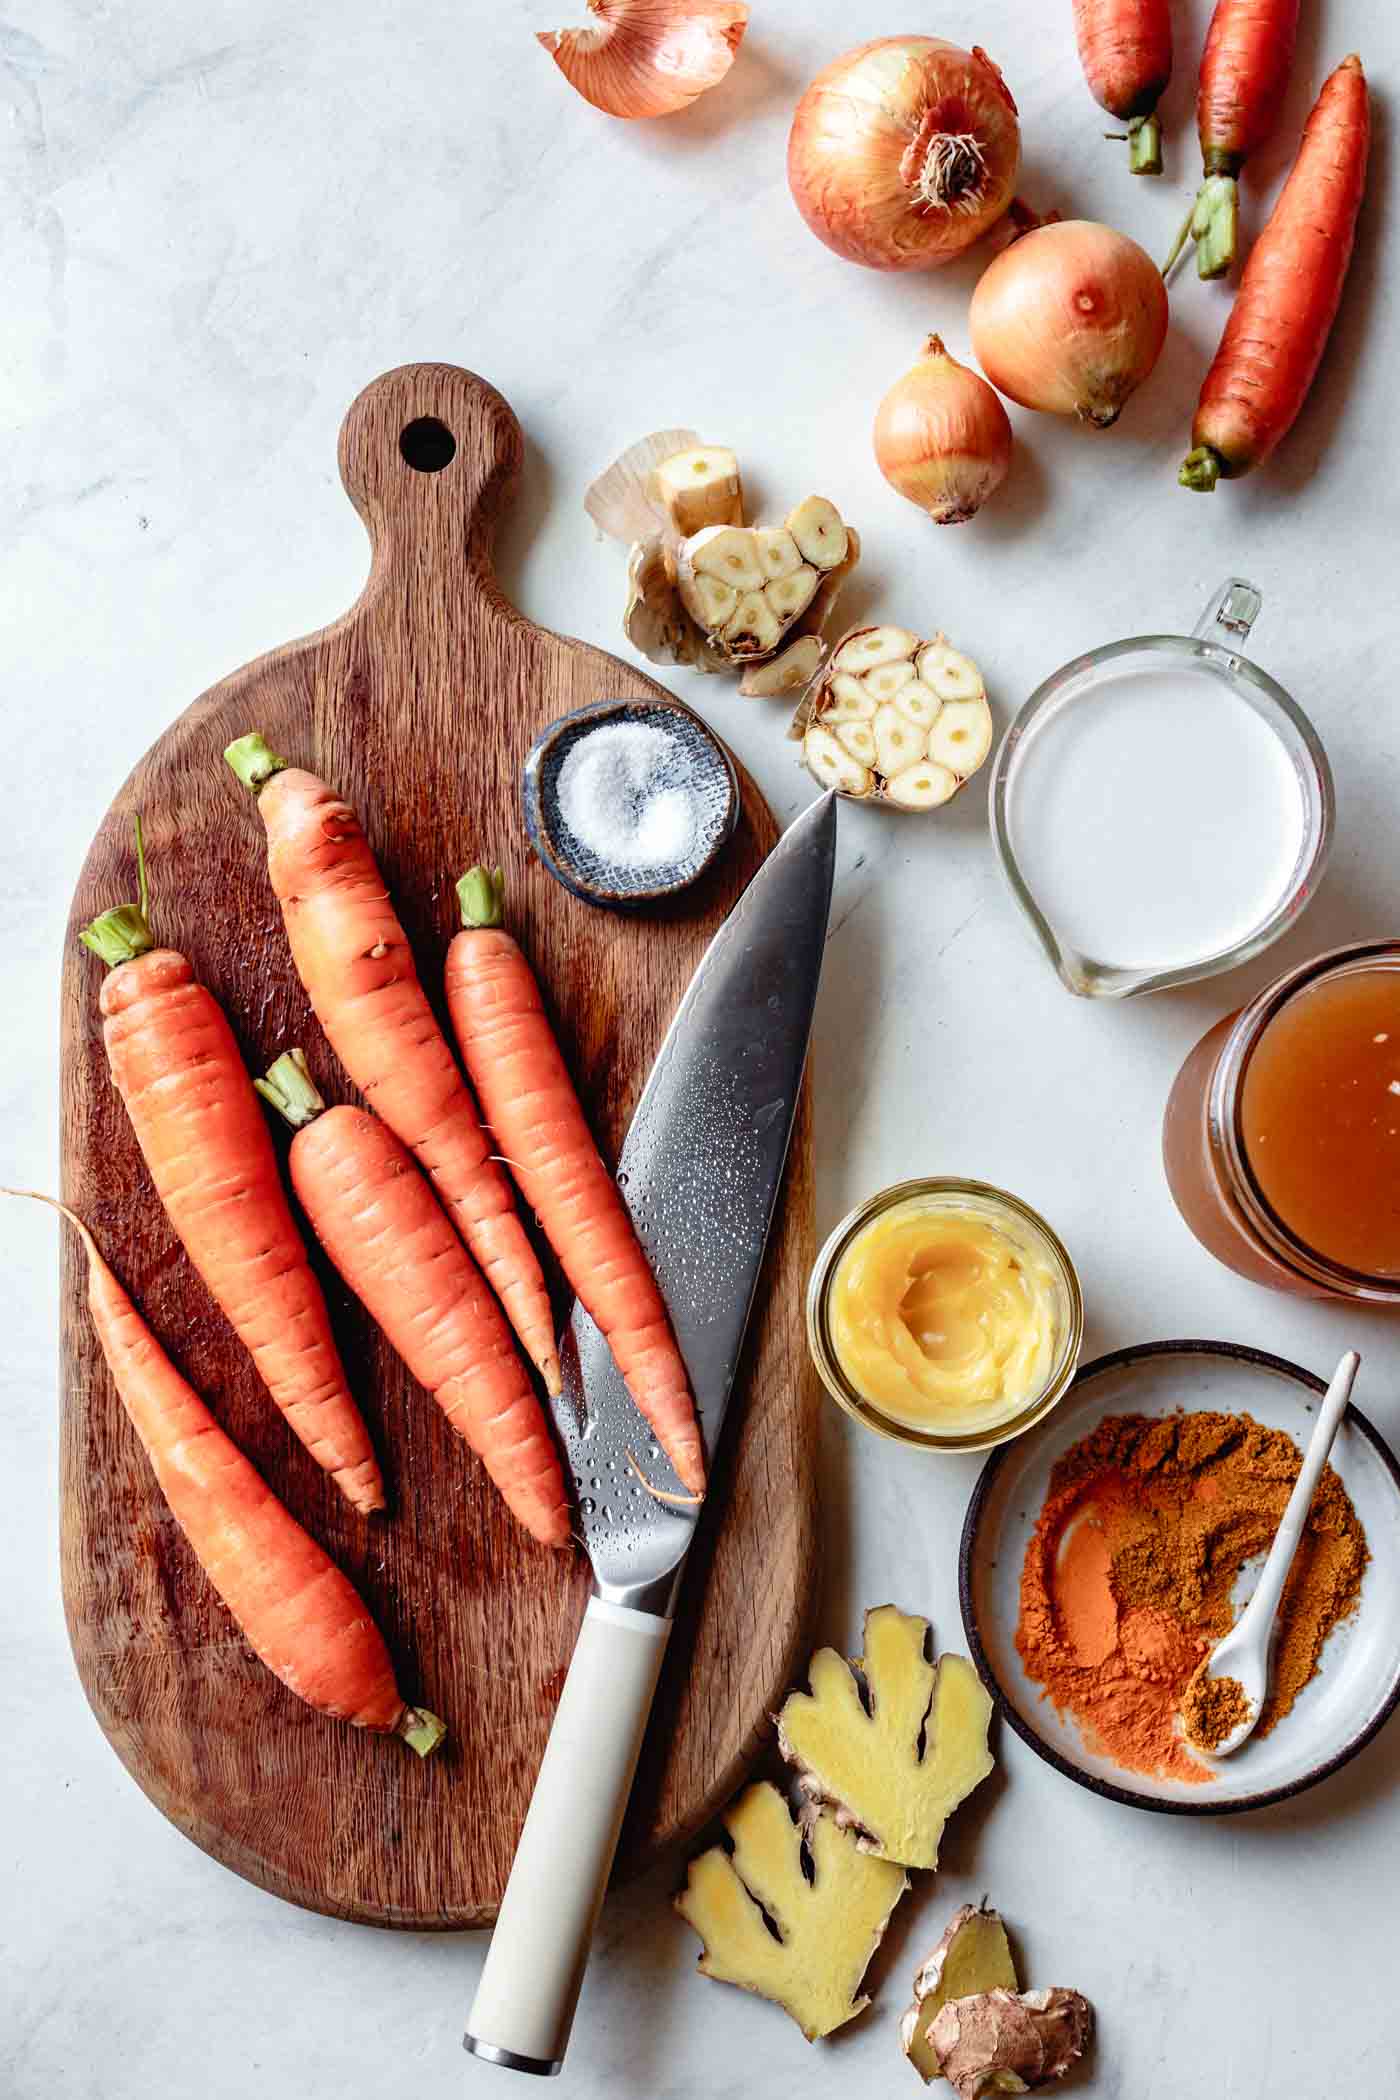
799 627 993 812
538 0 749 121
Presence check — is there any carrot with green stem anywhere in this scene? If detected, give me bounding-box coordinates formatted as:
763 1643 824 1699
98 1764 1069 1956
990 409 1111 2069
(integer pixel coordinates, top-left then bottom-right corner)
224 737 561 1400
79 820 383 1514
257 1050 571 1548
1181 55 1370 492
444 866 705 1496
1164 0 1301 279
11 1190 442 1753
1072 0 1172 175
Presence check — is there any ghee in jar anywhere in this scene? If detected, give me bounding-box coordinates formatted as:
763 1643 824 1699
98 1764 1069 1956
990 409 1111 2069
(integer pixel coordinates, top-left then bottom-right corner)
827 1197 1061 1436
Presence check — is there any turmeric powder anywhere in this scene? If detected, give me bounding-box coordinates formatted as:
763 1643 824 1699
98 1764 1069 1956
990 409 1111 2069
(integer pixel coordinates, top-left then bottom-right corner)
1016 1411 1367 1782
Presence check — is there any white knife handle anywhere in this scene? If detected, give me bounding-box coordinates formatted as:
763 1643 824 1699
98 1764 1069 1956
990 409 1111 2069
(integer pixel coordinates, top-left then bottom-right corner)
464 1596 672 2076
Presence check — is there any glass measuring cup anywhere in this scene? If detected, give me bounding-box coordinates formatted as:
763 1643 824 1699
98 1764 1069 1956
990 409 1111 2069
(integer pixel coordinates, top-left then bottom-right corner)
990 580 1334 999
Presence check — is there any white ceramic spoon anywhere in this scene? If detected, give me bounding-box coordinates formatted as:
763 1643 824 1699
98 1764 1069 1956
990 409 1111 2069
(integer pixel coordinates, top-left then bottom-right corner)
1193 1349 1360 1758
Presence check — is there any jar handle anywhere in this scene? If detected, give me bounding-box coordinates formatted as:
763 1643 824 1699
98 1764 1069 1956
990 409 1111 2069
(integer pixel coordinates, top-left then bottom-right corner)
1192 577 1262 645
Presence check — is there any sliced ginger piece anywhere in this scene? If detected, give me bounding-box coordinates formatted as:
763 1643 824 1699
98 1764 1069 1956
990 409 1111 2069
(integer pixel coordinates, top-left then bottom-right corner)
930 1988 1093 2100
675 1781 907 2042
777 1606 994 1870
899 1903 1018 2085
650 445 744 538
740 634 824 698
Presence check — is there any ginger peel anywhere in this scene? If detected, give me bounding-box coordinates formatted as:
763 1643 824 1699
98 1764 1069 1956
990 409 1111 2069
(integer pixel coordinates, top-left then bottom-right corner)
900 1902 1018 2084
930 1987 1093 2099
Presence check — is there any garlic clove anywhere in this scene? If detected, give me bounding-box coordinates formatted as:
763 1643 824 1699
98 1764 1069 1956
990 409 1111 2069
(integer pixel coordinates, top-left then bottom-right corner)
832 626 922 674
872 703 923 778
740 634 825 697
829 673 876 714
538 0 749 122
834 719 878 765
724 588 783 657
892 678 942 731
804 724 873 797
885 760 960 811
927 696 994 774
917 639 985 702
687 525 765 591
787 496 849 571
753 527 804 581
650 445 744 537
677 568 740 630
587 428 702 545
765 566 821 625
793 526 861 643
862 659 916 703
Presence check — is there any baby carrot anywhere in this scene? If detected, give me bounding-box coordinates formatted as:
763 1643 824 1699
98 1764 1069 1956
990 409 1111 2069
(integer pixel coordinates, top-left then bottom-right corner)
444 867 704 1496
225 738 561 1399
1165 0 1301 278
80 824 383 1514
13 1191 441 1752
1181 56 1370 490
257 1052 571 1548
1072 0 1172 174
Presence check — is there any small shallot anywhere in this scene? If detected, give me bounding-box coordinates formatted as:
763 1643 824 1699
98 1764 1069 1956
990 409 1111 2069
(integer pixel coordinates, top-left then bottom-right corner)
874 336 1013 524
787 38 1021 272
538 0 748 120
969 219 1167 427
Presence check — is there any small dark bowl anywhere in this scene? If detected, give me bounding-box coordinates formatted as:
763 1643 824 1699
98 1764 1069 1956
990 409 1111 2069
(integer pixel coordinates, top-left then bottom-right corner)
523 697 740 913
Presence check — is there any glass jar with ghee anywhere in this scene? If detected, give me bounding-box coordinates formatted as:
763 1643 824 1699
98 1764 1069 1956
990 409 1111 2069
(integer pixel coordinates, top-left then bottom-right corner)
807 1179 1083 1452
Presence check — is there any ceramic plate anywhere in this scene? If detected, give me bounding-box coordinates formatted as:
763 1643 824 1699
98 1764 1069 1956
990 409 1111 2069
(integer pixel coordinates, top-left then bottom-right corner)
959 1341 1400 1813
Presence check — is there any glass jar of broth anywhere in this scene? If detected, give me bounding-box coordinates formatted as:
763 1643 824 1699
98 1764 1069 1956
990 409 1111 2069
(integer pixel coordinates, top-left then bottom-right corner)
1163 941 1400 1300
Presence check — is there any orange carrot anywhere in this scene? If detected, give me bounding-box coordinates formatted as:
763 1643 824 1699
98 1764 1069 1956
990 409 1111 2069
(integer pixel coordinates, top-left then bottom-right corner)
12 1190 442 1752
257 1051 571 1548
1181 56 1370 491
444 867 704 1496
224 737 561 1398
1072 0 1172 173
79 827 382 1514
1165 0 1301 278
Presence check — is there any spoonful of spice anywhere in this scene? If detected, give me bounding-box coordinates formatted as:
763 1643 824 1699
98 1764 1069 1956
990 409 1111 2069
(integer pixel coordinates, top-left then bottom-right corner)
1183 1349 1360 1758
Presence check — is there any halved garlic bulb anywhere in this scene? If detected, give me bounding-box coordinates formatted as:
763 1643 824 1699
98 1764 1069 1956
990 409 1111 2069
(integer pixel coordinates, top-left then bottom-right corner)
797 626 993 812
677 497 856 666
538 0 749 121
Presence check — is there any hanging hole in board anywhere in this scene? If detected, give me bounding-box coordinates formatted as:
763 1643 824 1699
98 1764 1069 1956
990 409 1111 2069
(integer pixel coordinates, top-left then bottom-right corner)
399 417 457 473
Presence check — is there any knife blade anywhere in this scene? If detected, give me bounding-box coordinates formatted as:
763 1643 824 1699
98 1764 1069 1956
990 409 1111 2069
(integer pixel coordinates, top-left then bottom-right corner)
464 790 837 2076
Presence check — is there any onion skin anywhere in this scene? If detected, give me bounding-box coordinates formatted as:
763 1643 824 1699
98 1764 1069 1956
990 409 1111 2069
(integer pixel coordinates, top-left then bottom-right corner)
874 336 1013 524
787 38 1021 272
969 220 1168 426
537 0 748 120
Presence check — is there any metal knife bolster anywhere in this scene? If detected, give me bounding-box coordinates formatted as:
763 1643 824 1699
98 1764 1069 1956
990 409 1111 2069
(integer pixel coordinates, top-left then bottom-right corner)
551 790 838 1618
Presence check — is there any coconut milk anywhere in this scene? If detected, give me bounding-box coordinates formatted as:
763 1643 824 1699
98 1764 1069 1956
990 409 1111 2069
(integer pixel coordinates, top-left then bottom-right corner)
1005 662 1306 973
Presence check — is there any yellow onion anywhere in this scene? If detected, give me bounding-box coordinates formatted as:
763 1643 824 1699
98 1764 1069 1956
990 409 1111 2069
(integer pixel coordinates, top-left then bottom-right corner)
537 0 748 120
787 38 1021 272
874 335 1013 524
969 220 1168 427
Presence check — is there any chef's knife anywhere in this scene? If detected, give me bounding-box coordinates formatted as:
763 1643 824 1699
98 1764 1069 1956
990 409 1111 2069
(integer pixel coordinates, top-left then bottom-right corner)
464 790 837 2077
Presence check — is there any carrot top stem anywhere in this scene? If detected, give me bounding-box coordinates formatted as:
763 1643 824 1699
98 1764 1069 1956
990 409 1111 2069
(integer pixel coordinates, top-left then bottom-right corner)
396 1706 448 1758
1179 445 1224 493
456 865 506 930
225 732 290 796
1128 112 1162 175
79 813 155 968
254 1047 326 1130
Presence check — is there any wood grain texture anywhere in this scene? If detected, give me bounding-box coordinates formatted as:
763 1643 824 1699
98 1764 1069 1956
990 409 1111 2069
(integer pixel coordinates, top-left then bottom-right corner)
58 363 818 1929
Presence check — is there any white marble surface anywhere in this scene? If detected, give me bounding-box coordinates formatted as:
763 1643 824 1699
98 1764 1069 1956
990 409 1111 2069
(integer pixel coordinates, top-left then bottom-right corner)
4 2 1399 2093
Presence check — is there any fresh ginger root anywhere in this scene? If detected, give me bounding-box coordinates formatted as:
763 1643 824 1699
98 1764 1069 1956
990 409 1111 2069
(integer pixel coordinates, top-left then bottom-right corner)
674 1780 907 2041
930 1987 1093 2099
777 1605 994 1870
900 1903 1018 2084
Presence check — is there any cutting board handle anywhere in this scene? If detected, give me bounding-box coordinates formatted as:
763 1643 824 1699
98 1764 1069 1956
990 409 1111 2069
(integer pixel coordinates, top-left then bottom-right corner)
336 361 525 591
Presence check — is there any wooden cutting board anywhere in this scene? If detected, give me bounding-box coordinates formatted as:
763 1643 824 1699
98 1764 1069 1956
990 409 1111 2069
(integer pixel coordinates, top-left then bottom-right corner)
58 363 818 1928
